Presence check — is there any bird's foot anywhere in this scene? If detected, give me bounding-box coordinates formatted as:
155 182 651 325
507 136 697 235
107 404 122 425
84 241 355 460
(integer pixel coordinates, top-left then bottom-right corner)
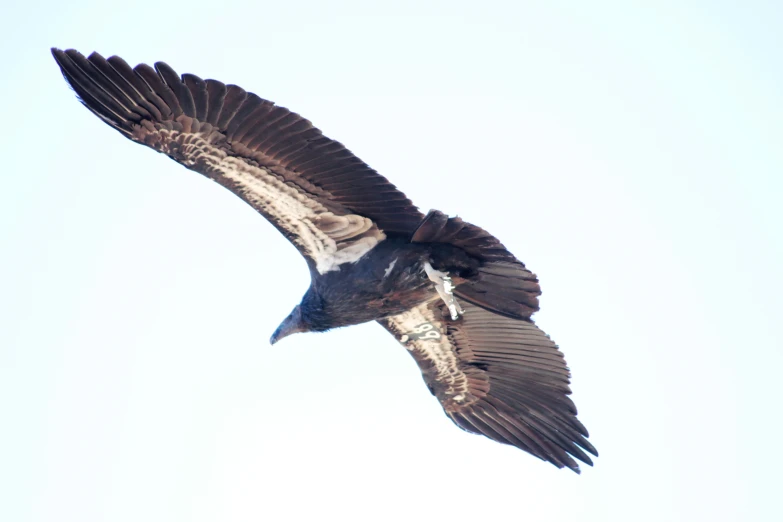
424 261 464 320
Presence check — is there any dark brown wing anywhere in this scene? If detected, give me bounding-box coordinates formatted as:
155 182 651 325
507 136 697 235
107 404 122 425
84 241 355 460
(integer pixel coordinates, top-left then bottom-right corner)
379 299 597 473
52 48 424 274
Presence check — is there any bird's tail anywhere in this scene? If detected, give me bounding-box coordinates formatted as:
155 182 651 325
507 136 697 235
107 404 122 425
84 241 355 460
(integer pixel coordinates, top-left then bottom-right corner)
411 210 541 320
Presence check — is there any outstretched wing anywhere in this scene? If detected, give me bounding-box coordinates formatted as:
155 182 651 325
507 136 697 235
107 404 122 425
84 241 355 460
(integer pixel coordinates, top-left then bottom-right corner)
379 300 597 473
52 48 424 274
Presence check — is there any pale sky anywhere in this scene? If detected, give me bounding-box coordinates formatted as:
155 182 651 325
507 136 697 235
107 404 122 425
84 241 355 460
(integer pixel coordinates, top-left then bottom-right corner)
1 1 781 521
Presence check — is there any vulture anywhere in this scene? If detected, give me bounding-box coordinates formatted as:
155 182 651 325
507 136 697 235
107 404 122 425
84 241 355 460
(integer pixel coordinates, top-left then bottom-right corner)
52 48 597 472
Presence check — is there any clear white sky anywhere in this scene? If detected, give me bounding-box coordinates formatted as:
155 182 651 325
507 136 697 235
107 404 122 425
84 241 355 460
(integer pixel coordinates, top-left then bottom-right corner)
1 1 781 521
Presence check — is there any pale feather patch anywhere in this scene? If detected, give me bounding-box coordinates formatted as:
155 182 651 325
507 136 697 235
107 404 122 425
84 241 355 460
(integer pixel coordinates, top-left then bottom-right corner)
384 304 472 408
383 258 398 278
132 126 385 274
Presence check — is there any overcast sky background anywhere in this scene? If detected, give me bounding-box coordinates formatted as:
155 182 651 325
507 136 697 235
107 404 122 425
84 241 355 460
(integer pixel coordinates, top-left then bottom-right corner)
1 1 781 521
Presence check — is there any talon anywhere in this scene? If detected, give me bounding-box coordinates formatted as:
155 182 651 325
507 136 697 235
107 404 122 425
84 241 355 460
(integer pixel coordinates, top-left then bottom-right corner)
424 261 462 319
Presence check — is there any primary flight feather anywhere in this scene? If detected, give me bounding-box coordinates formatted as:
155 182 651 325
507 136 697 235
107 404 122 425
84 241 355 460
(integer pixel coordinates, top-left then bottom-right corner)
52 48 597 472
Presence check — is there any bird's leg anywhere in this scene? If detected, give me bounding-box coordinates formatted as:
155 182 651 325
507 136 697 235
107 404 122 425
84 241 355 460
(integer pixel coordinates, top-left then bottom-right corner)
424 261 464 320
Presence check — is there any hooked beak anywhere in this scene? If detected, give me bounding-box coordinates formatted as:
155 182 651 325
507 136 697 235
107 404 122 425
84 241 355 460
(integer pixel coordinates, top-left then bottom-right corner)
270 305 304 345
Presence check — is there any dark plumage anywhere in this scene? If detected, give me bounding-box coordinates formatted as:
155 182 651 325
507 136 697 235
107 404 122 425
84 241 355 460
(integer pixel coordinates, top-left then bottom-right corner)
52 48 597 472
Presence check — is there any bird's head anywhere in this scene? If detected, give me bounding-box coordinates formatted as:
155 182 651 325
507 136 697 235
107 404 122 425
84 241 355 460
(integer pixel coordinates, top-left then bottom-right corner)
270 305 307 345
270 289 333 345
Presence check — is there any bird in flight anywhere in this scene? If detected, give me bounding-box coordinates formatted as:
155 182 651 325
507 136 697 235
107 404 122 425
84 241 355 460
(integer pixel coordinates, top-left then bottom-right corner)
52 48 597 472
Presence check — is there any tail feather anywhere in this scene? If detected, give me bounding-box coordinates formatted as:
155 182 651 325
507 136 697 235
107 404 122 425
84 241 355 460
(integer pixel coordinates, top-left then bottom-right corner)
412 210 541 320
412 209 515 263
457 262 541 319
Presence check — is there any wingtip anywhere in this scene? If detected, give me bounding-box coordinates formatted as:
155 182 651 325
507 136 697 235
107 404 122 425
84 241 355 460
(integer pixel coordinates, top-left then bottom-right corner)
51 47 74 57
51 48 96 64
51 48 79 68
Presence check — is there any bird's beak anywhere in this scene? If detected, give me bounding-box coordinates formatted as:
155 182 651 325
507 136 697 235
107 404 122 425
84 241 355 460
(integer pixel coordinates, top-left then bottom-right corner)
270 306 304 345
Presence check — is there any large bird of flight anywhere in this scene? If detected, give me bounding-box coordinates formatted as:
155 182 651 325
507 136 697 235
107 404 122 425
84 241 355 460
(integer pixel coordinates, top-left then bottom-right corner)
52 48 597 472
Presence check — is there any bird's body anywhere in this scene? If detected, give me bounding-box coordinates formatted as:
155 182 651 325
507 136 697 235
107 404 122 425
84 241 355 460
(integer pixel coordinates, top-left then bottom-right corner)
305 239 438 328
53 48 598 472
288 238 478 333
